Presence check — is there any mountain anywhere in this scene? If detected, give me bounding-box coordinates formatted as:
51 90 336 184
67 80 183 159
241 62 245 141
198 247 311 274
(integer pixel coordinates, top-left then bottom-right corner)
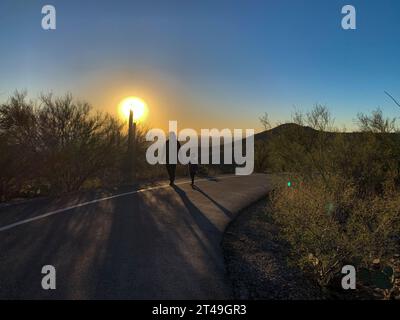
254 123 317 142
254 123 400 143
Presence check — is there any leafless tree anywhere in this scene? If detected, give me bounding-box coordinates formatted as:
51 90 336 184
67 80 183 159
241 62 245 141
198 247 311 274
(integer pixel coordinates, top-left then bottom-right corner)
259 112 271 130
357 108 397 133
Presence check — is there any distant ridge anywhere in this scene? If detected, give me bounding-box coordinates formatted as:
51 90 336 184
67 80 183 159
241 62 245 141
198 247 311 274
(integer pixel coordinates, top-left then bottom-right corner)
254 123 400 142
254 123 317 142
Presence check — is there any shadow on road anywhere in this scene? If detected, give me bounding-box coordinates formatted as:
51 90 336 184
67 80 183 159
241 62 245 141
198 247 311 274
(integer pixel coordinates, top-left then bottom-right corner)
171 184 224 235
90 185 230 299
0 181 237 299
191 185 233 218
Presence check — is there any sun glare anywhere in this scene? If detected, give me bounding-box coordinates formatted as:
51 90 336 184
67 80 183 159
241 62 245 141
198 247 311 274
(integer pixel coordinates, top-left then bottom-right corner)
119 96 148 122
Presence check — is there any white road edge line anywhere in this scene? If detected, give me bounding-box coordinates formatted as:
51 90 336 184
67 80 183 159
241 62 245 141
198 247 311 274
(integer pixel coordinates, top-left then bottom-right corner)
0 175 240 232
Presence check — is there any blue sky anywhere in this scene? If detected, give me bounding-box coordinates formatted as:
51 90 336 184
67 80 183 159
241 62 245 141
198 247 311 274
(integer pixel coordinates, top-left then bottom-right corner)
1 0 400 131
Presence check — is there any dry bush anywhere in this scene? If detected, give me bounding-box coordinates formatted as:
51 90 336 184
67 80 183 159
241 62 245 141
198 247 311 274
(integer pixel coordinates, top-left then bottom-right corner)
1 91 210 200
37 93 127 192
271 176 400 288
0 91 147 199
266 106 400 294
0 91 38 200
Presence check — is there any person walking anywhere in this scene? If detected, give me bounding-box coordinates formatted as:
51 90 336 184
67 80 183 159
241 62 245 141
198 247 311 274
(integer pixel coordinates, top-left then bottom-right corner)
165 134 181 185
189 162 198 187
188 154 198 187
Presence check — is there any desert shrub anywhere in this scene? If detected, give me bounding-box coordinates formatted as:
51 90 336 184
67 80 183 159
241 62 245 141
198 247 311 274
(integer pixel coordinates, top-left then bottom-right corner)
265 105 400 296
271 176 400 289
0 91 148 199
263 106 400 194
1 90 210 200
36 93 127 192
254 140 270 172
0 91 39 200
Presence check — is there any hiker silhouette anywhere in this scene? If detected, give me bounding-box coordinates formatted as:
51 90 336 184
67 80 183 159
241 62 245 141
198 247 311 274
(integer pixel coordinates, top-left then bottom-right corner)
165 133 181 185
189 154 198 187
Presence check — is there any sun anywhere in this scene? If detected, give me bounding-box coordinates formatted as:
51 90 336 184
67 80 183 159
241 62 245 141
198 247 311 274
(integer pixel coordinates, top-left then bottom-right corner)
119 96 148 122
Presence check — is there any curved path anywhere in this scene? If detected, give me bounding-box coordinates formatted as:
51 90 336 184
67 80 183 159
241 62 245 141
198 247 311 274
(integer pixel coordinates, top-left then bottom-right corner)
0 174 272 299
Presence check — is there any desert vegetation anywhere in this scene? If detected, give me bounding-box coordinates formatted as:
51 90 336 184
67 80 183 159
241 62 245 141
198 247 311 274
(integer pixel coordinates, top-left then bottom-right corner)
257 105 400 298
0 91 229 202
0 91 166 201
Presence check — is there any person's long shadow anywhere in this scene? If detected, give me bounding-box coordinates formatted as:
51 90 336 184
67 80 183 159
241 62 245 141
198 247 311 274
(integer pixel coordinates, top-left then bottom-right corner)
171 184 222 236
191 185 233 218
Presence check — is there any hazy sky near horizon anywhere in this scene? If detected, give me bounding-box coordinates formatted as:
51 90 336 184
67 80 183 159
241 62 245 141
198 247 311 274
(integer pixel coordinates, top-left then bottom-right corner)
1 0 400 132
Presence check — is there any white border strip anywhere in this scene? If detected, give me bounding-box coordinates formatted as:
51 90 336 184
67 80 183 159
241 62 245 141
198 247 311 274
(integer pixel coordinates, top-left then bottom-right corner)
0 175 239 232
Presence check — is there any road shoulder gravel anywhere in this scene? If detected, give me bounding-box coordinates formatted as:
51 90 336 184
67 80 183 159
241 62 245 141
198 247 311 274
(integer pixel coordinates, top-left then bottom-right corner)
222 197 324 300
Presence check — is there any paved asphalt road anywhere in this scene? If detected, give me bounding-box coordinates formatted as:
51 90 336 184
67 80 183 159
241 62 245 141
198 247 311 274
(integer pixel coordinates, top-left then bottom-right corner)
0 174 272 299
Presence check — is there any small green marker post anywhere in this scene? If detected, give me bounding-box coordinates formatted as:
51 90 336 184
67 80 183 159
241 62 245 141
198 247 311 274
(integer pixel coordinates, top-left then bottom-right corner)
287 181 291 187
